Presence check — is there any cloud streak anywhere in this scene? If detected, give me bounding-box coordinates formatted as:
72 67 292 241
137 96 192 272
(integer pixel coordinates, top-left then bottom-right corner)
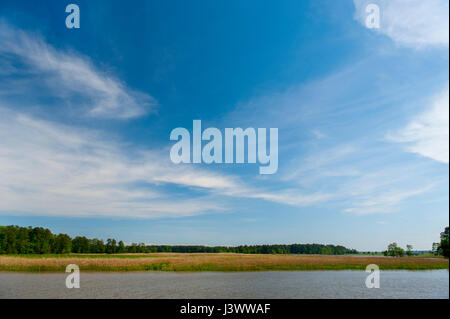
343 185 434 215
0 21 157 119
0 105 329 218
388 88 449 164
0 107 232 218
283 140 442 215
0 20 446 220
353 0 449 48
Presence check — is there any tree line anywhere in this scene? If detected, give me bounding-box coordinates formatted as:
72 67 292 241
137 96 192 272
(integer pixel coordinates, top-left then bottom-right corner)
383 227 449 258
382 243 413 257
0 225 357 255
433 227 449 258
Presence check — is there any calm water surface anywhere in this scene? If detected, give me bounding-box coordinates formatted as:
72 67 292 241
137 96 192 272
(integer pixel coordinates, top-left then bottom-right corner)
0 270 448 299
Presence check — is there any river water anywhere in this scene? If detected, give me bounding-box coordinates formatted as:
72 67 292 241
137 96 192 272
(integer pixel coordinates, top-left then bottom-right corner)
0 270 448 299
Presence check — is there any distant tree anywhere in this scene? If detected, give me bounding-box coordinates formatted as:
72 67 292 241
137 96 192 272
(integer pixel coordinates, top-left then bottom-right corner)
384 242 405 257
72 236 90 253
406 245 413 256
128 243 137 253
106 239 118 254
1 224 360 256
438 227 449 258
118 241 126 253
138 243 147 253
90 238 105 253
52 234 72 254
432 242 440 255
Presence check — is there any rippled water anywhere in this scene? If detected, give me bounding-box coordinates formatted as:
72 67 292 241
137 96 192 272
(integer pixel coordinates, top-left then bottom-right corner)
0 270 448 299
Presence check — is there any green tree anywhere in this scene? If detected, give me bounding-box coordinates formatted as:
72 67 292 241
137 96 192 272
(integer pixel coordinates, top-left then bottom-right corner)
89 238 105 253
384 242 405 257
106 239 117 254
406 245 413 256
432 242 440 255
118 241 126 253
72 236 90 253
1 224 360 255
52 234 72 254
438 227 449 258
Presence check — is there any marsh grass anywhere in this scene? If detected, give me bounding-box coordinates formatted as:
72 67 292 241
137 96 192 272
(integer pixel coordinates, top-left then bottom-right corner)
0 253 448 272
2 253 180 259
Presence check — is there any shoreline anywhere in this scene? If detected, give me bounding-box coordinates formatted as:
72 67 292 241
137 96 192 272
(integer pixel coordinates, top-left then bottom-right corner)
1 253 448 272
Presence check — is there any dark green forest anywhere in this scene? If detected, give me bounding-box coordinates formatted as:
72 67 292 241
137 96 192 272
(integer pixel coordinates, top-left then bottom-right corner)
0 225 357 255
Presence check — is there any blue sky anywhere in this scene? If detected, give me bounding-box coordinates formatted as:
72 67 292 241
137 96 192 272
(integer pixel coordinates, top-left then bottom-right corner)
0 0 448 250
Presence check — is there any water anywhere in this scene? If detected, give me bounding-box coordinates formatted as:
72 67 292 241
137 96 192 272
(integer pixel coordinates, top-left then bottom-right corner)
0 270 448 299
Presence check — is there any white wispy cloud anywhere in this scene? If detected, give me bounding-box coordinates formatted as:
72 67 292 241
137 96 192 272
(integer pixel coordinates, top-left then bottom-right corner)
0 20 446 220
388 88 449 164
281 138 444 215
343 185 434 215
223 43 448 216
0 107 235 218
285 144 357 182
312 129 327 140
0 17 334 217
246 190 333 207
0 104 326 218
153 172 240 190
353 0 449 48
0 21 157 119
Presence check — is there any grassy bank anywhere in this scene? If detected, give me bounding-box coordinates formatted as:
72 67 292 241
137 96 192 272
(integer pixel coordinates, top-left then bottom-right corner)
0 253 448 272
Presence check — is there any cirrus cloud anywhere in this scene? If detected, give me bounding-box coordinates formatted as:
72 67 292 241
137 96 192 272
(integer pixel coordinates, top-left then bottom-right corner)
388 88 449 164
353 0 449 48
0 21 157 119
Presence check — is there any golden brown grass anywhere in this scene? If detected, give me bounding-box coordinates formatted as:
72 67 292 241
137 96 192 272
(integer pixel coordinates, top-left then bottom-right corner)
0 253 448 272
